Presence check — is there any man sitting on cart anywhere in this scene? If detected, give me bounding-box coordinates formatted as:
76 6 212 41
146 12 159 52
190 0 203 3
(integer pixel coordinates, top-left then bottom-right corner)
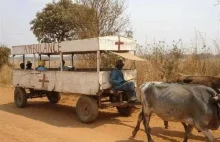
59 60 74 71
110 60 140 103
36 60 48 71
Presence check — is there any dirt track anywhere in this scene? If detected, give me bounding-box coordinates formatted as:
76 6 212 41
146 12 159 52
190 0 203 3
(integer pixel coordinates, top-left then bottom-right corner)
1 87 220 142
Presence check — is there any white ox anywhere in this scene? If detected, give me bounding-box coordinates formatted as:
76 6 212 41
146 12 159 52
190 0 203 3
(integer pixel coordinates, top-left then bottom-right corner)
132 82 220 142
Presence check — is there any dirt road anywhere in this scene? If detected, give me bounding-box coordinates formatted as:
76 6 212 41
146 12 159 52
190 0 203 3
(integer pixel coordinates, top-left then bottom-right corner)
0 87 220 142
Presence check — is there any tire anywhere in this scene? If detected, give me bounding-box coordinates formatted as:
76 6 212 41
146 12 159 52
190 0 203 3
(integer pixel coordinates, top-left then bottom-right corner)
76 96 99 123
114 92 135 116
14 87 27 108
116 106 135 116
47 91 61 104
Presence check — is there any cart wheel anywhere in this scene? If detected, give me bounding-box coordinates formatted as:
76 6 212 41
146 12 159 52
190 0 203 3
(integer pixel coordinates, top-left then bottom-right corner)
14 87 27 108
115 92 135 116
76 96 98 123
47 91 61 104
116 106 135 116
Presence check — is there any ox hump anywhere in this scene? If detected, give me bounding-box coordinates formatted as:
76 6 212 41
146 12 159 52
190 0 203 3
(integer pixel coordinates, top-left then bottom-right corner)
140 81 163 92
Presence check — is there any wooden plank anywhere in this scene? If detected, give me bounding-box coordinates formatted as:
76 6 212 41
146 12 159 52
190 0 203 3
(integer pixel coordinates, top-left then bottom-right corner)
54 71 100 95
99 36 136 51
12 43 60 55
13 69 136 95
60 38 99 52
13 70 56 91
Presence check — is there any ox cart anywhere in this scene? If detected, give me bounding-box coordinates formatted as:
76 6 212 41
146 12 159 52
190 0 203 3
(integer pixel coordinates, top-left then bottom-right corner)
12 36 145 123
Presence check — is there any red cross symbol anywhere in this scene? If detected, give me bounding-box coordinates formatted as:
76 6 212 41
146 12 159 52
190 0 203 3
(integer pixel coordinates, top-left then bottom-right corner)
115 36 124 50
39 74 49 88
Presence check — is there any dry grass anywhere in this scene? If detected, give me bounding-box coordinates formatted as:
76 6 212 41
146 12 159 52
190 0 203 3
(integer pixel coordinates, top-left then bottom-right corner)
7 54 220 88
2 55 220 87
135 37 220 87
2 37 220 87
0 65 12 86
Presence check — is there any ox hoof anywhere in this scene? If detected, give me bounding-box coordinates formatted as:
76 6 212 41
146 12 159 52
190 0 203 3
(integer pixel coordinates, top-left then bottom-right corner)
129 136 135 140
132 130 137 138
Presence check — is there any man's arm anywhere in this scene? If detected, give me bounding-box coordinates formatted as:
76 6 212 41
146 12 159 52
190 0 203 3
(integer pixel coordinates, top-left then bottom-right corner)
110 70 121 86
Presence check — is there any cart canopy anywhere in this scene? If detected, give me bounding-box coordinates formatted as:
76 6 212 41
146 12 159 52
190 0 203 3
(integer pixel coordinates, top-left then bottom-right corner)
111 51 146 61
12 36 136 55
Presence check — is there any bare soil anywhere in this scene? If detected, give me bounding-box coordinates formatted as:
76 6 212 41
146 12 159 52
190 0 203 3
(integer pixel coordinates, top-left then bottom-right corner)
1 87 220 142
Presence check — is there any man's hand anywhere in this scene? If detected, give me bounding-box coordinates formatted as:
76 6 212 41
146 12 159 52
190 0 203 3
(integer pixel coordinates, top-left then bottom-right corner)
121 80 127 84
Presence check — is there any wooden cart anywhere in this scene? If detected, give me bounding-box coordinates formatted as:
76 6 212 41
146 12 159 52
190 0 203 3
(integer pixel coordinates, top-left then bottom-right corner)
12 36 145 123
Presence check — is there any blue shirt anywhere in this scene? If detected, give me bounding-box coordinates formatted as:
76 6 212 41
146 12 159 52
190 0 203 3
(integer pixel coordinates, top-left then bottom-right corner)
37 66 48 71
110 68 125 88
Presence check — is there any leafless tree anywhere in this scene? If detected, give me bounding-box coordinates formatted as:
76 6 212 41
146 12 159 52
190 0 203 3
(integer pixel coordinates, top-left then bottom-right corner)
75 0 130 37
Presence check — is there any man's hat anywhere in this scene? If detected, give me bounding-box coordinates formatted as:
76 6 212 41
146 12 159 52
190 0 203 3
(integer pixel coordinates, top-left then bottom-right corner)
38 60 45 67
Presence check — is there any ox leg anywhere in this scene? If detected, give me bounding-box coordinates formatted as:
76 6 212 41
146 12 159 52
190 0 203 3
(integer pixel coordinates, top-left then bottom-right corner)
132 111 143 138
183 125 193 142
164 121 187 130
164 121 169 129
194 123 215 142
143 112 153 142
181 122 188 131
200 129 215 142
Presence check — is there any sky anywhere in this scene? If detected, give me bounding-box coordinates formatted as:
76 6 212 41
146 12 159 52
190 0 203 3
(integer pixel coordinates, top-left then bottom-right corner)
0 0 220 52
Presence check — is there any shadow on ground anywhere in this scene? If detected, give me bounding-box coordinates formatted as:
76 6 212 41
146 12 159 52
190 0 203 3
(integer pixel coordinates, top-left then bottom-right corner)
0 100 213 142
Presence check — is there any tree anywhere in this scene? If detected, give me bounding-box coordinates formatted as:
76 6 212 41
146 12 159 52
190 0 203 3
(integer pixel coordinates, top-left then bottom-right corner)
75 0 131 67
30 0 130 43
30 0 131 67
0 45 11 69
76 0 130 36
30 0 96 42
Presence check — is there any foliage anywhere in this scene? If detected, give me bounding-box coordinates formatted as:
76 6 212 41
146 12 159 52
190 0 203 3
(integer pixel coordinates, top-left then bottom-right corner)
76 0 130 36
30 0 96 42
0 65 12 86
0 45 11 69
137 40 183 82
30 0 130 42
75 0 131 65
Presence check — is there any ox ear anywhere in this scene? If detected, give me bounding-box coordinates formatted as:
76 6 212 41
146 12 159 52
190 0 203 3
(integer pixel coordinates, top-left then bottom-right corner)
139 82 152 91
139 83 146 89
139 82 156 89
